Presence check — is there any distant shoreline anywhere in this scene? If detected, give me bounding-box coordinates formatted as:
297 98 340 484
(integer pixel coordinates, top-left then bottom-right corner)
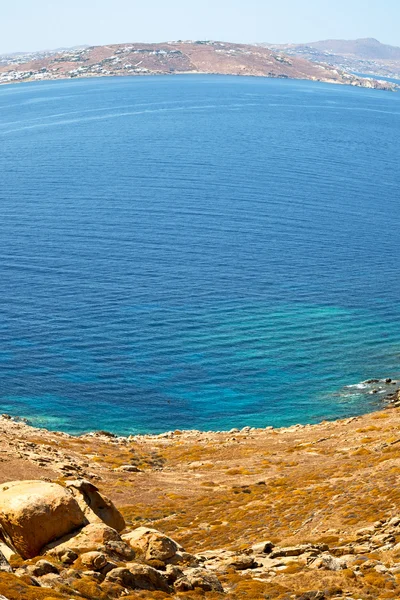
0 70 398 92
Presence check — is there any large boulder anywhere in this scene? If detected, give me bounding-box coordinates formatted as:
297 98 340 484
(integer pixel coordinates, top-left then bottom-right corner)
65 479 125 532
0 481 86 559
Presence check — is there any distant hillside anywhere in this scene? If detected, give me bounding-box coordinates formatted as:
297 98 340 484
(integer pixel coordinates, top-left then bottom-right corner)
306 38 400 60
262 38 400 79
0 40 396 90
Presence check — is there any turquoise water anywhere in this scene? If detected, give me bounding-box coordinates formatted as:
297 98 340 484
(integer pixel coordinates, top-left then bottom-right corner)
0 75 400 434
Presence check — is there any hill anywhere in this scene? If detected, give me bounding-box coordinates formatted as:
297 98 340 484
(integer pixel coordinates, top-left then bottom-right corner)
0 40 395 90
305 38 400 61
263 38 400 79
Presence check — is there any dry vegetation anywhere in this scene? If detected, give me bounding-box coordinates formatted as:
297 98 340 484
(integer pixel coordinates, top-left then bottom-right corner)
3 405 400 598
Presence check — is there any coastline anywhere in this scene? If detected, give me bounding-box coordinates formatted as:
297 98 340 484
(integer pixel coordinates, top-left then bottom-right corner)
3 390 400 597
0 69 398 92
2 376 399 440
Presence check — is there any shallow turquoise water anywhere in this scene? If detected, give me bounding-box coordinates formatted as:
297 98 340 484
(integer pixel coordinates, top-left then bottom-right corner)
0 75 399 434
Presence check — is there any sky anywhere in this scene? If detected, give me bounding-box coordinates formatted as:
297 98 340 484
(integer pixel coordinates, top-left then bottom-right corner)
1 0 399 54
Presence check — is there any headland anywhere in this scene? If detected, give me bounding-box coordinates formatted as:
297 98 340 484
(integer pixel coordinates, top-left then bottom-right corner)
0 40 397 91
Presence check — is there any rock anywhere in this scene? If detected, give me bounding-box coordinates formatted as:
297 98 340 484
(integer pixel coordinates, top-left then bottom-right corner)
36 573 63 589
115 465 142 472
0 548 12 573
222 554 256 570
269 544 327 559
105 564 170 592
27 560 59 577
59 549 79 565
45 522 122 557
0 540 17 562
104 540 135 561
165 564 184 583
174 568 223 592
309 554 347 571
65 479 125 531
370 533 395 545
353 544 371 554
168 550 199 566
0 480 86 558
250 541 274 554
79 551 108 570
356 526 375 539
297 593 326 600
122 527 181 562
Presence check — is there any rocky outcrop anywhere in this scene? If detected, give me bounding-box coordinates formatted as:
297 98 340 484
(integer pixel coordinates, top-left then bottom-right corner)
0 480 86 558
65 479 125 531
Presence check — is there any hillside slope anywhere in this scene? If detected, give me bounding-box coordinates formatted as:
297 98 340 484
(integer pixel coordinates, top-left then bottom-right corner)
0 40 395 89
263 38 400 79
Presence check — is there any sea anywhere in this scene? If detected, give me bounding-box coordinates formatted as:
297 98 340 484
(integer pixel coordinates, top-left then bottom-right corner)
0 74 399 435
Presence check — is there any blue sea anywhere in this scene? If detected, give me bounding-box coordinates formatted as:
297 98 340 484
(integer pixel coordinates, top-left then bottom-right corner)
0 74 400 435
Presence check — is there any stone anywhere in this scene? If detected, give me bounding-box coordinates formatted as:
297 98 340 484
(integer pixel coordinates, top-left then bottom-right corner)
250 541 274 554
168 550 199 566
46 522 122 557
105 564 170 592
35 573 62 589
174 568 223 592
115 465 141 472
165 564 184 583
122 527 182 562
0 539 17 562
27 560 59 577
309 554 347 571
65 479 125 531
222 554 256 570
0 480 86 558
103 540 135 561
0 549 12 573
269 544 326 559
79 551 108 570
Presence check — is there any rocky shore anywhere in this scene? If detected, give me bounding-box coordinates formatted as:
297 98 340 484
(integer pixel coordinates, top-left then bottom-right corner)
2 391 400 599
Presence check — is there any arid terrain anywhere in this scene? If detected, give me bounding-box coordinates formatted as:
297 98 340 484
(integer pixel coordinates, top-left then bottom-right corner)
0 40 396 90
2 392 400 599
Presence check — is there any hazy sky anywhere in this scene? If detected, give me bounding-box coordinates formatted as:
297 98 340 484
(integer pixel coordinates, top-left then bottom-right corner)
1 0 399 54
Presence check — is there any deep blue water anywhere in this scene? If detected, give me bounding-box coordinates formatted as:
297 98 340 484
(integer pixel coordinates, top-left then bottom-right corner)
0 74 400 435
